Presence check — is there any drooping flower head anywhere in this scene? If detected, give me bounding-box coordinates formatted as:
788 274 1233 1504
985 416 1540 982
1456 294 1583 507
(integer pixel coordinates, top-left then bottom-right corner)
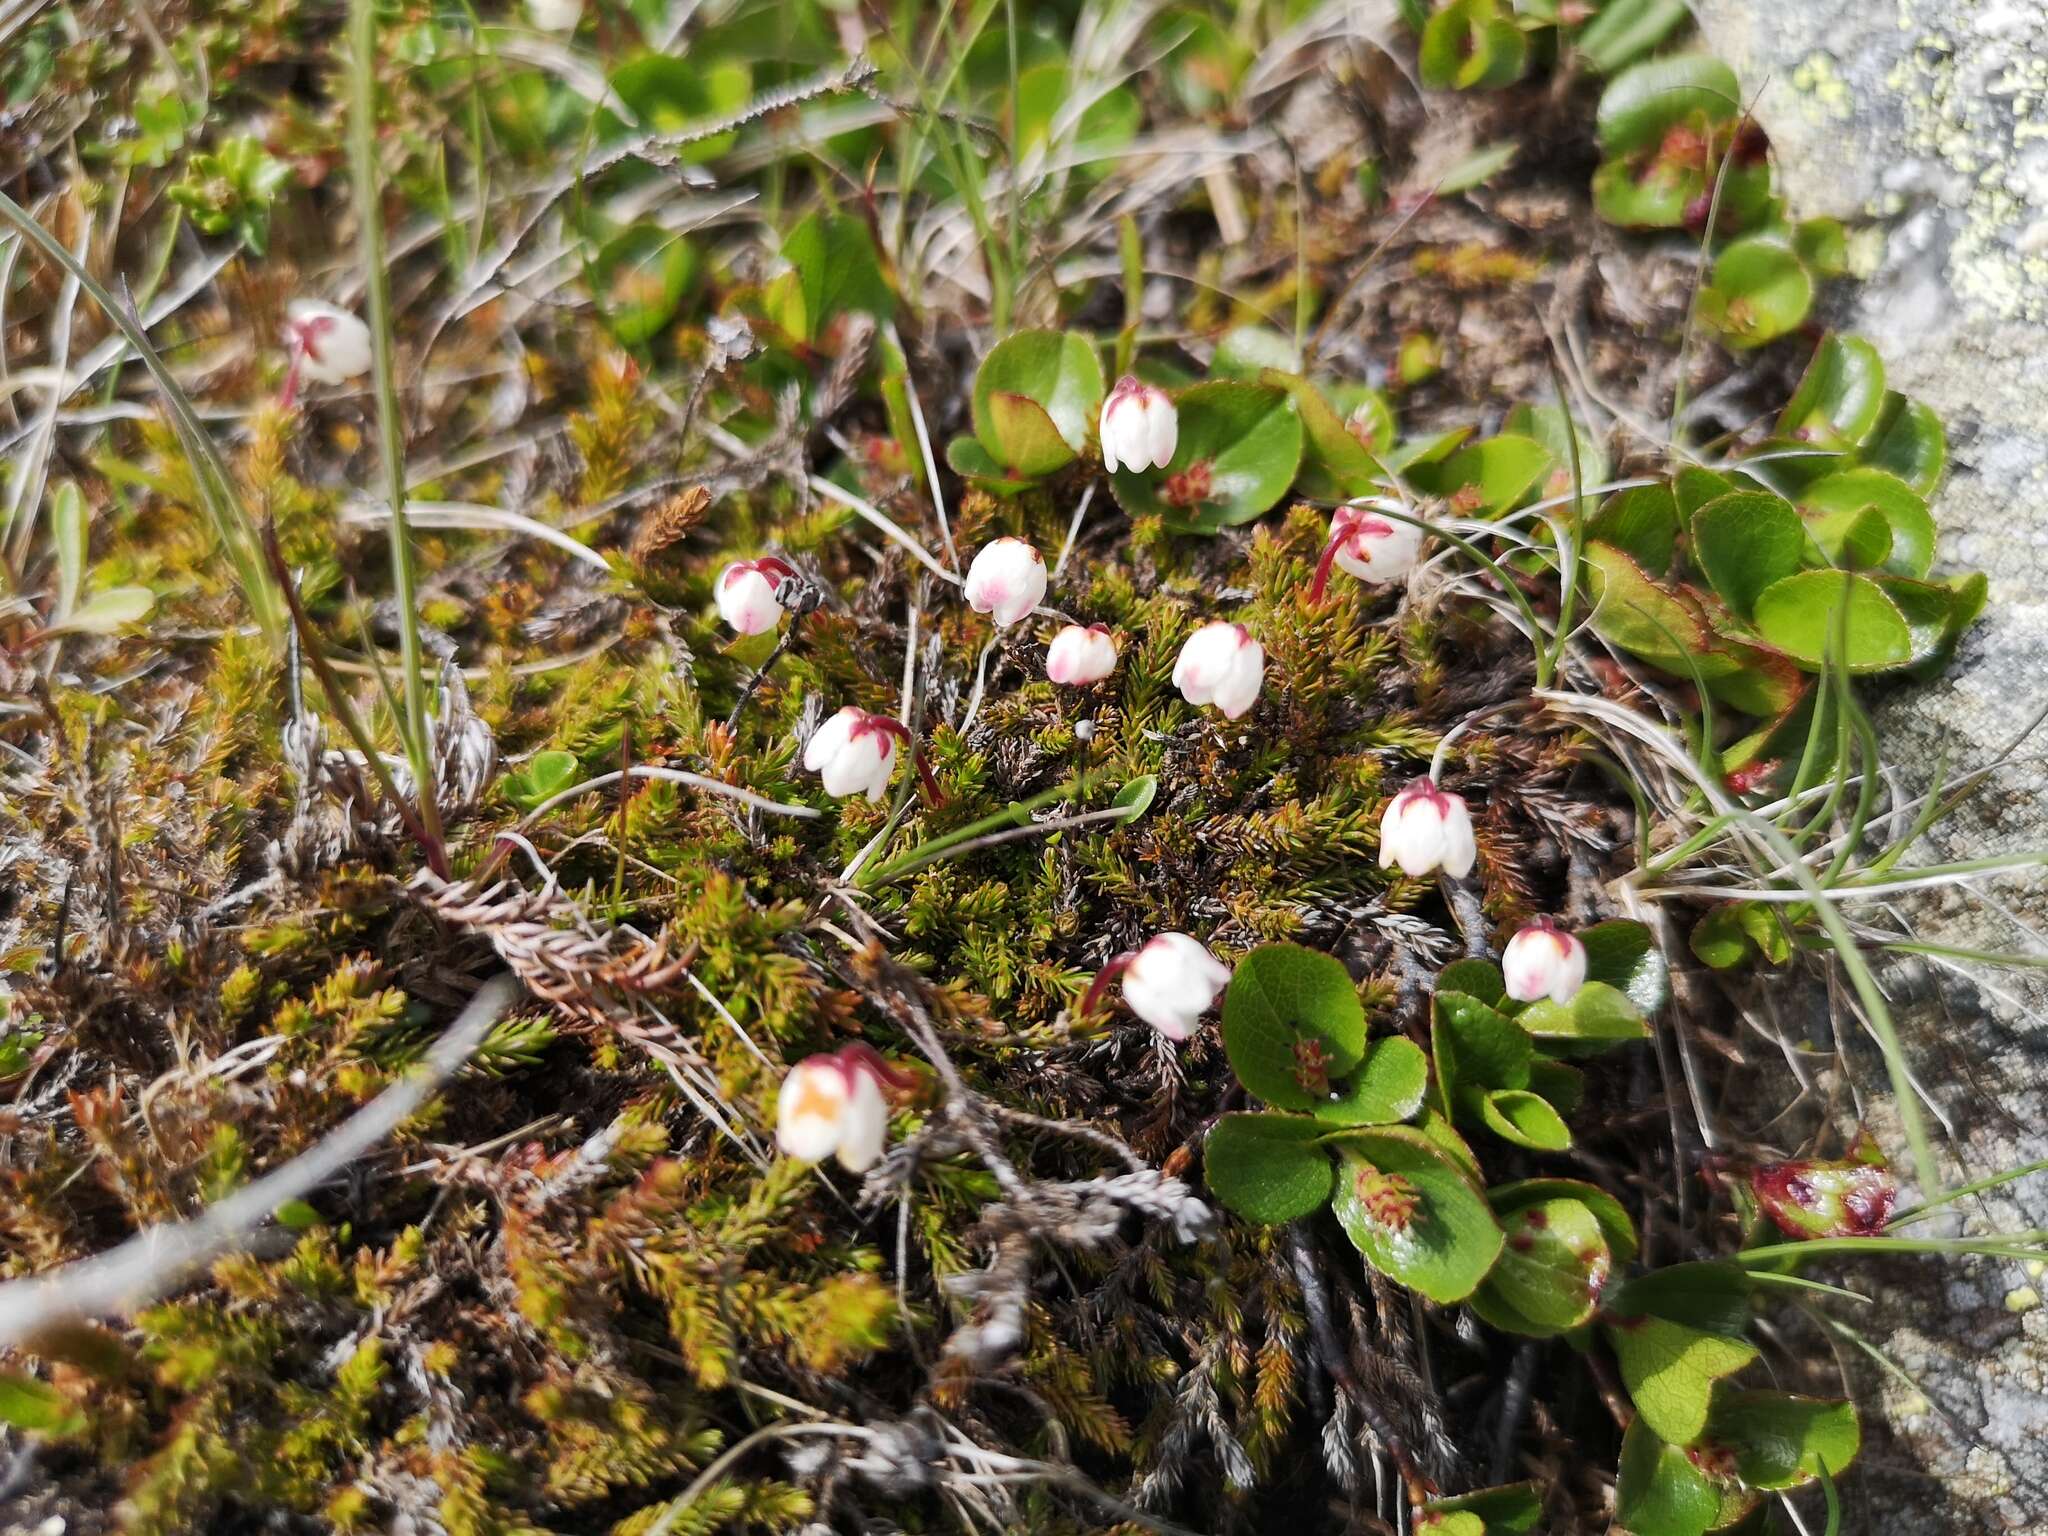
775 1044 916 1172
1082 932 1231 1040
964 537 1048 628
715 556 798 636
803 706 942 804
1099 375 1178 474
1046 623 1119 686
1309 500 1424 603
280 299 373 407
1173 622 1264 720
1501 918 1588 1006
1378 777 1477 879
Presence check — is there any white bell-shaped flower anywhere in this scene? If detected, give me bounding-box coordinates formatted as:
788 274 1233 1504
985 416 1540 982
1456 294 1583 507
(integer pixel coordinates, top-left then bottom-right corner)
1045 623 1119 686
1099 376 1179 473
1502 920 1589 1007
1173 622 1265 720
803 707 903 802
775 1052 893 1172
283 300 373 386
1378 777 1478 879
1119 933 1231 1041
1311 501 1424 602
964 537 1048 627
716 557 793 636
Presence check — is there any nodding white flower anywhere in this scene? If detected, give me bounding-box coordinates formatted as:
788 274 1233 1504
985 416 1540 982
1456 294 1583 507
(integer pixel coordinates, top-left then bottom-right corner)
280 300 372 406
1046 623 1119 686
1085 932 1231 1041
716 557 796 636
775 1046 905 1172
1099 375 1179 473
964 537 1048 628
1501 919 1589 1007
804 706 906 801
1310 501 1424 602
525 0 583 30
1173 622 1265 720
1378 777 1478 879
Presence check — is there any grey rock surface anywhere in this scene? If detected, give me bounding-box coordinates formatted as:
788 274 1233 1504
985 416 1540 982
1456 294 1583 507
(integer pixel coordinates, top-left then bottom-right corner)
1696 1 2048 1530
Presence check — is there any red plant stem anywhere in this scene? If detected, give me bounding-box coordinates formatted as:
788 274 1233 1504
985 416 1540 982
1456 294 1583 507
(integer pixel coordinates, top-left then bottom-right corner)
835 1041 920 1093
864 715 945 806
278 341 305 411
1307 532 1346 605
1078 951 1136 1022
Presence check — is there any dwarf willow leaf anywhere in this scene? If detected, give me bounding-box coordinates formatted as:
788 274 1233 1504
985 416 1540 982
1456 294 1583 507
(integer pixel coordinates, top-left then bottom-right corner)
1203 1113 1333 1224
1314 1037 1429 1126
1513 980 1650 1049
971 329 1102 469
1473 1196 1610 1333
1221 943 1366 1110
1477 1088 1571 1151
1703 1390 1860 1490
1615 1418 1719 1536
1690 491 1806 621
1327 1129 1503 1304
1753 570 1913 673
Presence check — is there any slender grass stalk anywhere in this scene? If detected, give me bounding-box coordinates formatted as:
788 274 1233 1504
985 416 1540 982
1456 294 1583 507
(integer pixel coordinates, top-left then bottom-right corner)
348 0 444 856
858 774 1096 887
0 190 283 643
1739 1233 2048 1264
1537 354 1587 690
1888 1157 2048 1229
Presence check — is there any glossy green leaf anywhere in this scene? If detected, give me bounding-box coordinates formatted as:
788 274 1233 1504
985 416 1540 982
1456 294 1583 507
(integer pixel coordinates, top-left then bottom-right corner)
1690 902 1790 970
1111 773 1159 820
1703 1390 1860 1490
1615 1419 1719 1536
1436 958 1506 1007
985 391 1079 478
0 1372 85 1437
1108 380 1303 532
1578 919 1670 1015
767 209 894 343
1863 390 1948 495
1418 1482 1543 1534
1408 434 1553 515
1584 543 1742 677
1513 980 1651 1049
1596 54 1739 154
502 749 582 811
1606 1263 1758 1445
972 329 1103 469
1777 334 1887 449
1689 491 1806 620
1315 1037 1430 1126
1575 0 1689 72
1797 469 1935 578
1476 1196 1611 1333
1221 943 1367 1110
1211 324 1300 379
1697 238 1813 350
1752 570 1913 673
1262 370 1383 498
1432 990 1533 1105
1489 1177 1639 1261
1203 1113 1334 1224
1328 1128 1504 1304
1588 483 1679 576
1477 1088 1571 1151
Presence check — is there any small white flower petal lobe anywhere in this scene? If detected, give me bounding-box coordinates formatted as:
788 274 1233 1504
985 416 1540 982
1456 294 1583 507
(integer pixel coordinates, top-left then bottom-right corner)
834 1069 890 1172
965 538 1048 628
1046 624 1119 686
1100 377 1179 474
285 300 374 384
803 707 860 774
776 1058 851 1163
716 563 782 635
1379 780 1476 878
1122 932 1230 1040
1330 503 1424 584
1173 623 1263 718
1440 794 1478 879
1502 924 1588 1006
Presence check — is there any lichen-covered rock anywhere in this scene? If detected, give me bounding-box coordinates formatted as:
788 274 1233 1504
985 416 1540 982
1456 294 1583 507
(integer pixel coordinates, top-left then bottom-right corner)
1699 2 2048 1529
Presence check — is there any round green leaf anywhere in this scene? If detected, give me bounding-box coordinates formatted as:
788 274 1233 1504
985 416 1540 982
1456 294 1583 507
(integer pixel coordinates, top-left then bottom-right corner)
1864 390 1948 495
1577 919 1671 1015
1589 483 1680 576
1407 434 1553 515
1476 1196 1611 1333
1211 324 1300 379
1327 1128 1504 1304
945 434 1039 494
1435 958 1506 1007
1698 238 1813 350
502 749 582 811
1476 1088 1571 1151
1314 1037 1429 1126
1752 570 1914 673
1797 468 1935 578
1110 773 1158 820
1221 943 1366 1110
1419 0 1529 90
1591 155 1700 230
1203 1113 1334 1224
1489 1177 1639 1261
1512 980 1651 1051
1702 1390 1860 1491
1596 54 1739 153
986 391 1080 478
1417 1483 1543 1535
1585 543 1742 678
1432 991 1533 1106
1689 491 1807 620
1777 334 1887 448
1615 1419 1718 1536
1262 369 1382 498
971 329 1103 468
1108 380 1304 532
1605 1313 1758 1448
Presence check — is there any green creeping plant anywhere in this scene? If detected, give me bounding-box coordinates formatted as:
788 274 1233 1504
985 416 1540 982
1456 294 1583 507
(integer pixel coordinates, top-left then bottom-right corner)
1201 938 1860 1535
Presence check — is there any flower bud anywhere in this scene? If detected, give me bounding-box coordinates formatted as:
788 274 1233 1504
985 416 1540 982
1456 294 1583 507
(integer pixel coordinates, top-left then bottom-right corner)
964 537 1048 628
716 557 794 636
775 1052 892 1172
1322 501 1424 596
1173 622 1264 720
1377 777 1477 878
1119 933 1231 1040
283 300 373 386
802 706 904 802
525 0 582 29
1099 375 1179 473
1045 623 1119 686
1501 919 1589 1006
